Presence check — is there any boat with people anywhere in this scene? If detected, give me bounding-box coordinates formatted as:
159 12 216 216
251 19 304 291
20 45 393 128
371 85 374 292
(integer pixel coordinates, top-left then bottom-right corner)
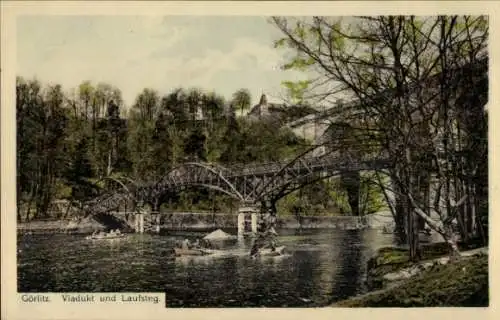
253 246 286 257
174 229 237 257
174 247 216 256
174 238 217 256
86 229 125 240
173 228 287 258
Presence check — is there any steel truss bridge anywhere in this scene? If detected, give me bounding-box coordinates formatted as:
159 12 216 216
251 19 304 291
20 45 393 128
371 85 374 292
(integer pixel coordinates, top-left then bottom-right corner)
82 149 391 219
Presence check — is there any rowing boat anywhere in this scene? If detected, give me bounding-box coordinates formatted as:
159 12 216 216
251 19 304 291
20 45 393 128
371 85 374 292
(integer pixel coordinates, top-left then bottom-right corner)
86 233 125 240
174 246 287 257
174 247 216 256
254 246 286 257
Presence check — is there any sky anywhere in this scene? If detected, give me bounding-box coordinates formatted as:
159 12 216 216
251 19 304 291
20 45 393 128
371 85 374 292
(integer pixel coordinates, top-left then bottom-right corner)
17 15 307 108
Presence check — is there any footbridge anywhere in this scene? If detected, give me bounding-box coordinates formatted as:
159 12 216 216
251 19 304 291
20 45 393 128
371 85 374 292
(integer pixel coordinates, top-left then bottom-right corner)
82 148 391 233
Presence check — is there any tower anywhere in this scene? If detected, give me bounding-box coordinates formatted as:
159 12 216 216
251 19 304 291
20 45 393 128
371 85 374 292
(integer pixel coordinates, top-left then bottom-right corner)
257 93 269 117
259 93 268 106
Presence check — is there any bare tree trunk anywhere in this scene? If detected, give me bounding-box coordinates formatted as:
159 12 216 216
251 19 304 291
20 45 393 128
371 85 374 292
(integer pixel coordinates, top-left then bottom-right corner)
470 183 477 237
25 183 37 222
409 211 421 261
385 173 407 244
107 151 112 176
407 172 421 261
455 177 468 243
406 191 462 257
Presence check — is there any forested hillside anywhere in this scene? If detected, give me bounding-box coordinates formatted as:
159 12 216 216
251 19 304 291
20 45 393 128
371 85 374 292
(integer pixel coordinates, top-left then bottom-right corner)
16 79 383 221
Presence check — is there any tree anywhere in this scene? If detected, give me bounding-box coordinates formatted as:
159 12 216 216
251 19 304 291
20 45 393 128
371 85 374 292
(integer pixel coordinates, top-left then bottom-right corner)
231 88 252 116
183 125 207 162
133 88 160 123
16 78 364 224
219 104 242 163
78 81 94 121
271 16 488 260
65 136 96 203
16 78 70 220
16 77 42 220
127 89 159 180
151 111 174 177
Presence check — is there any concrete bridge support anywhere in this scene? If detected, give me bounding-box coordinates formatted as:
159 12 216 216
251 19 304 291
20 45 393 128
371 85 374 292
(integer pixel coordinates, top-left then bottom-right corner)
251 212 258 234
135 213 144 234
238 205 260 237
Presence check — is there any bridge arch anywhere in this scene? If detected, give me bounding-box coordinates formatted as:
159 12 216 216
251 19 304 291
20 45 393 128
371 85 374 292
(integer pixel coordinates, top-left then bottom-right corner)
253 151 392 204
152 162 252 203
96 176 137 201
83 149 391 218
248 147 321 201
81 175 140 216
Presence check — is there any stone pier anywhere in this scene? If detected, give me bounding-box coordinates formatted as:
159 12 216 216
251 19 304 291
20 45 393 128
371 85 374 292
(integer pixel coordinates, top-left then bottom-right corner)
135 213 144 234
251 212 258 234
237 205 259 237
237 212 245 237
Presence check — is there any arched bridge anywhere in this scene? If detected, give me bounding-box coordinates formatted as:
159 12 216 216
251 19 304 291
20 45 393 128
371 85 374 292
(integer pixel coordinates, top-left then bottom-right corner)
82 149 391 218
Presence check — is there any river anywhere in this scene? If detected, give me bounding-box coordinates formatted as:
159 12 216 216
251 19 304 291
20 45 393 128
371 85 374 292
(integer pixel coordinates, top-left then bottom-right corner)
17 228 396 307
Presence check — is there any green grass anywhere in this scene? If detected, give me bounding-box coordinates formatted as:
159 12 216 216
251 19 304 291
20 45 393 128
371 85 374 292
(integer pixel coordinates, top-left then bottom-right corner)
336 254 489 307
367 242 481 279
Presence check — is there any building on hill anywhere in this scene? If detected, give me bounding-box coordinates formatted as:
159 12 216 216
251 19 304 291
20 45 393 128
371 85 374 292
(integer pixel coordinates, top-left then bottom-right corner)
247 93 319 123
247 94 284 121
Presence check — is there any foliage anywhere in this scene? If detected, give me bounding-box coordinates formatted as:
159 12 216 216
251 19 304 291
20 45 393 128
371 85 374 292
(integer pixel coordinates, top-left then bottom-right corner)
270 15 489 259
18 79 369 219
231 88 252 116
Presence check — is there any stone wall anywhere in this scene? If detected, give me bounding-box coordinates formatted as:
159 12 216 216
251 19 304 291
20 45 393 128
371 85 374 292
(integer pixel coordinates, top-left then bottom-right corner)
151 212 367 230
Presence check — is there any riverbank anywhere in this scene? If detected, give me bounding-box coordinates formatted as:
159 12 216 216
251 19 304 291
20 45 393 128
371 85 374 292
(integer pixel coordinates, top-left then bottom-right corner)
17 212 375 234
334 246 489 307
17 217 105 234
158 212 367 230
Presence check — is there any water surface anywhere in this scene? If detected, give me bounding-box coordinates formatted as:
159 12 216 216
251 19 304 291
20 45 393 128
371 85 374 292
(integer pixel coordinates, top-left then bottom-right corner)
18 228 395 307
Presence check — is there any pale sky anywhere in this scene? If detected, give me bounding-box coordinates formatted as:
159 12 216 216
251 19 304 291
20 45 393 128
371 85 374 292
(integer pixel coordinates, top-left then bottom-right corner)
17 15 307 108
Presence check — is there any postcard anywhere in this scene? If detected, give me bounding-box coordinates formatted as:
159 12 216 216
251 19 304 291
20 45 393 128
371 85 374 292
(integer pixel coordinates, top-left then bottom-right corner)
1 1 497 320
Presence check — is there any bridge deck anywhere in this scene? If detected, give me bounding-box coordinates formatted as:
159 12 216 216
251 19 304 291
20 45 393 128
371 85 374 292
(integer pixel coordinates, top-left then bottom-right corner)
84 151 391 216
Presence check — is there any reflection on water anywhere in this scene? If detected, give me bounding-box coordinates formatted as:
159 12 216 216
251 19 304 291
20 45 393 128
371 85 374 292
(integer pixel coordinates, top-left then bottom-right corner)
17 229 395 307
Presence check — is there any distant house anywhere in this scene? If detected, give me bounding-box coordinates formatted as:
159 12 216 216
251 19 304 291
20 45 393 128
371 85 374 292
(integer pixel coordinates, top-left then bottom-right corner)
194 101 204 121
247 94 318 123
247 94 284 121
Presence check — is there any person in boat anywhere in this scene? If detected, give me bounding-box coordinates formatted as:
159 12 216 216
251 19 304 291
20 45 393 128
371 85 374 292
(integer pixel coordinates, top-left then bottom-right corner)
201 239 212 249
250 238 263 257
250 220 278 257
192 239 201 249
176 240 183 249
182 239 191 250
267 227 278 251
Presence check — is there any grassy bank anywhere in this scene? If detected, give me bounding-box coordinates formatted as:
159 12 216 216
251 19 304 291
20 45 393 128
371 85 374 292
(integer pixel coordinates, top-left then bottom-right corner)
336 253 488 307
365 241 485 289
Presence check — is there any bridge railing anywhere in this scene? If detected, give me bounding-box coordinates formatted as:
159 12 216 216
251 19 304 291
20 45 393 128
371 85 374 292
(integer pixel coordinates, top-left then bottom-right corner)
218 151 390 177
85 149 391 213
